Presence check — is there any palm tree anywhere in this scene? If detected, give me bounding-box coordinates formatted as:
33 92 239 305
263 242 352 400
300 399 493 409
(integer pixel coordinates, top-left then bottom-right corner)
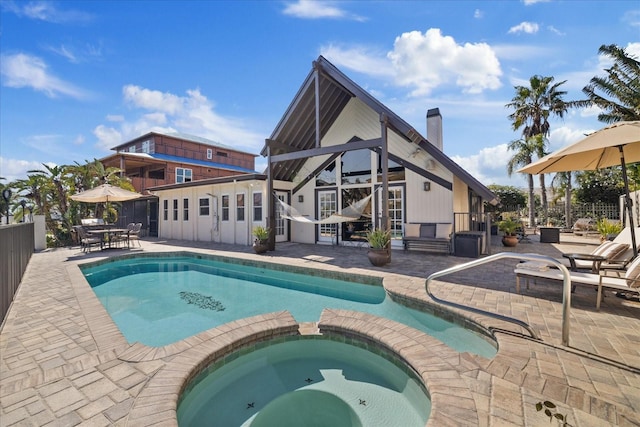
550 172 572 229
507 137 537 227
506 75 575 226
580 44 640 123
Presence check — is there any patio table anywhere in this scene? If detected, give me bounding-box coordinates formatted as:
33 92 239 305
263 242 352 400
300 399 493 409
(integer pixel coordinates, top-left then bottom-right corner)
86 228 129 249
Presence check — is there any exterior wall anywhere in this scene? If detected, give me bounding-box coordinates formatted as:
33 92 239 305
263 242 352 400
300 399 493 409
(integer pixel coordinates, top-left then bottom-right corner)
151 135 255 171
156 180 291 246
288 98 456 245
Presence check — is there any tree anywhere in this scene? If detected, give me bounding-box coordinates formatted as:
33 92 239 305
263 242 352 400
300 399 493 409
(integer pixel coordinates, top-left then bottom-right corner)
550 172 573 228
580 44 640 123
506 75 575 226
506 137 537 227
573 169 624 204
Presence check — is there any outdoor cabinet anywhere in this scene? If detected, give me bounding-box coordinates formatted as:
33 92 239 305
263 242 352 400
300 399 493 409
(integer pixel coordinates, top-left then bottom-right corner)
539 227 560 243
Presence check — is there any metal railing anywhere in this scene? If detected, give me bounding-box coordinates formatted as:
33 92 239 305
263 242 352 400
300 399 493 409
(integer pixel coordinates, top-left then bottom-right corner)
0 223 35 323
425 252 572 346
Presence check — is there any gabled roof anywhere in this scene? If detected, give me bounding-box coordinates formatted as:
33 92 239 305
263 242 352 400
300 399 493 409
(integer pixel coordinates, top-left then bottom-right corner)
261 55 496 204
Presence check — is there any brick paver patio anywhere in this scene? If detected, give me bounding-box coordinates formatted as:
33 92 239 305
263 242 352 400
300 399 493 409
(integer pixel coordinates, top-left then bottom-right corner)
1 232 639 426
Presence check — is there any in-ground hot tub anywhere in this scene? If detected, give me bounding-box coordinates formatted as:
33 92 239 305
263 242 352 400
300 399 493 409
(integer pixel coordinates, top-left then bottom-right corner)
177 338 431 427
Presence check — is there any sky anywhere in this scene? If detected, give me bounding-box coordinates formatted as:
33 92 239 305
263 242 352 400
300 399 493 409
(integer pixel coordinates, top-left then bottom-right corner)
1 0 639 189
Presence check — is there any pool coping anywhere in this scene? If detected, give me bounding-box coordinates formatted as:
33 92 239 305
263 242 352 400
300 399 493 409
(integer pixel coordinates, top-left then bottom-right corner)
66 250 506 426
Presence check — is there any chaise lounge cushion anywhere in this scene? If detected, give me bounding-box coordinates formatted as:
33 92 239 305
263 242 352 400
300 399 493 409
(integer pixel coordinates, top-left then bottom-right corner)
624 257 640 286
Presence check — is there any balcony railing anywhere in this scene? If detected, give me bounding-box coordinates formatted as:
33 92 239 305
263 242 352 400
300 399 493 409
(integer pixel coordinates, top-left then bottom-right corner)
0 223 34 321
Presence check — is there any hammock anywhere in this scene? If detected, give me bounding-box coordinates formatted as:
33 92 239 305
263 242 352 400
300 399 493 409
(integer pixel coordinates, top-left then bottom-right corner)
275 194 372 224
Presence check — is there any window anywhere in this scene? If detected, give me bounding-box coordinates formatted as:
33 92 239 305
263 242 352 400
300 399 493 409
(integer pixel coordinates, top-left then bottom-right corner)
341 150 371 185
376 155 405 182
149 169 165 180
217 151 228 157
173 199 178 221
163 200 168 221
253 192 263 221
142 140 150 153
221 195 229 221
206 148 213 159
183 198 189 221
176 168 192 183
236 193 245 222
128 145 136 153
316 161 336 187
199 198 210 216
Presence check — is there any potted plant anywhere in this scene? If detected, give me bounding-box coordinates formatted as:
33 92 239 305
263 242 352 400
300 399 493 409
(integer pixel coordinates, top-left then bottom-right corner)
498 217 520 247
596 218 622 242
366 228 391 266
252 226 270 254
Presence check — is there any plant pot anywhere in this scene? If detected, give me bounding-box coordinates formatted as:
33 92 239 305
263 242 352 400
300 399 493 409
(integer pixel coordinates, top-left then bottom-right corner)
501 235 518 247
367 248 390 266
253 240 269 254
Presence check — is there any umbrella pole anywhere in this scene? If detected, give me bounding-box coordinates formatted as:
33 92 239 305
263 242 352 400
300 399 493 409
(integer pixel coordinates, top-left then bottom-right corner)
619 146 638 257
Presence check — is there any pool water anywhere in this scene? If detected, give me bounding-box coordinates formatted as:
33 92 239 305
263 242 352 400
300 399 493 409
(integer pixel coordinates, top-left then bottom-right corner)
177 339 431 427
81 255 496 357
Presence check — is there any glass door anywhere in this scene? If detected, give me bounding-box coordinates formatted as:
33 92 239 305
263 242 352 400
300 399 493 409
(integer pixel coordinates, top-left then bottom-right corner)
317 190 337 243
274 191 288 242
378 186 404 247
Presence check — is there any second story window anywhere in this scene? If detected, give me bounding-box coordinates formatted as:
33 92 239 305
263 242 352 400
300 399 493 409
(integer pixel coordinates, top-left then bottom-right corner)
183 198 189 221
206 148 213 159
221 195 229 221
176 168 192 183
129 145 136 153
142 140 150 153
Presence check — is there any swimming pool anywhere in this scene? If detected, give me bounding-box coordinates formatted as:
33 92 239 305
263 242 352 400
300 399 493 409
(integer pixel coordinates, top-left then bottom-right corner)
177 338 431 427
81 253 496 357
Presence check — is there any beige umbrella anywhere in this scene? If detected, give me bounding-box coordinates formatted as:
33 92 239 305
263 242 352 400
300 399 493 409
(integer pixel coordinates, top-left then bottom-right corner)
519 120 640 255
71 183 142 203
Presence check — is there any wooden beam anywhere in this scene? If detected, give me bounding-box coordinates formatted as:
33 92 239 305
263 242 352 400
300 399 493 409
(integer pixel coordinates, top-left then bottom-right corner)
271 137 381 163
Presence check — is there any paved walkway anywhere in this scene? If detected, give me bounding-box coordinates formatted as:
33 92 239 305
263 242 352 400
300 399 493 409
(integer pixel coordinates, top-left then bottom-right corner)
1 233 639 426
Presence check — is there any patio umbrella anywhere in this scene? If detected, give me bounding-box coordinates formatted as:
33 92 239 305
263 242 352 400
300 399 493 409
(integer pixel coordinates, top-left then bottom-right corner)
70 183 142 203
519 120 640 256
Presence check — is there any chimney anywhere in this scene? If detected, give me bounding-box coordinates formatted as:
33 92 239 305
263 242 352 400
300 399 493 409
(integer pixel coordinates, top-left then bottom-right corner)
426 108 443 151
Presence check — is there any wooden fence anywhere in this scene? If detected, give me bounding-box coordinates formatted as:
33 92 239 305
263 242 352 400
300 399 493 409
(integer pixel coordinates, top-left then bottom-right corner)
0 223 34 322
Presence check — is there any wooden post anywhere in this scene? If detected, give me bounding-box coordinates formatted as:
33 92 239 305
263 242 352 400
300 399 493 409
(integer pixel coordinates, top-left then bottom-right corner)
266 142 276 251
380 113 390 260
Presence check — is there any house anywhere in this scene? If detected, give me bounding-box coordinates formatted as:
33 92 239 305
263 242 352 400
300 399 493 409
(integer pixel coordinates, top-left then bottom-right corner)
99 132 257 236
150 56 497 252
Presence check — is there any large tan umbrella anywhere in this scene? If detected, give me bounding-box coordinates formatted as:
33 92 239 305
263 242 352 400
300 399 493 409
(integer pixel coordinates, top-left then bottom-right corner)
519 120 640 255
71 183 142 203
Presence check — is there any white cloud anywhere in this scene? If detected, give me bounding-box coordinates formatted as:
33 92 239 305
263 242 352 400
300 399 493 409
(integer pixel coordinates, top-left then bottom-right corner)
0 53 89 99
106 115 124 122
0 157 52 182
451 144 519 186
622 10 640 27
474 9 483 19
320 44 394 78
387 29 502 95
547 25 565 36
282 0 365 21
523 0 550 5
2 0 92 24
625 42 640 59
95 86 265 154
547 125 595 152
508 22 540 34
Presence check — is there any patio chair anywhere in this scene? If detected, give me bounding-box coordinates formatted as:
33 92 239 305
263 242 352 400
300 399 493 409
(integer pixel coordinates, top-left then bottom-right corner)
517 221 531 243
127 223 143 247
77 226 102 252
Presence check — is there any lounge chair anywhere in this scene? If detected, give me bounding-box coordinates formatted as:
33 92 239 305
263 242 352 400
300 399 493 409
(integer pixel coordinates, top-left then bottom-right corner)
557 226 640 271
514 257 640 309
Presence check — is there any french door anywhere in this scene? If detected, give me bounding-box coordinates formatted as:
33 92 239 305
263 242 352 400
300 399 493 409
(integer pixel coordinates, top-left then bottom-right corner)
378 186 404 247
274 191 288 242
317 190 337 243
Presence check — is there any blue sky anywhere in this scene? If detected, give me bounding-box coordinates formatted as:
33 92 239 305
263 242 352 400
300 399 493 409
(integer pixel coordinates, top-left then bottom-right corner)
1 0 638 188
